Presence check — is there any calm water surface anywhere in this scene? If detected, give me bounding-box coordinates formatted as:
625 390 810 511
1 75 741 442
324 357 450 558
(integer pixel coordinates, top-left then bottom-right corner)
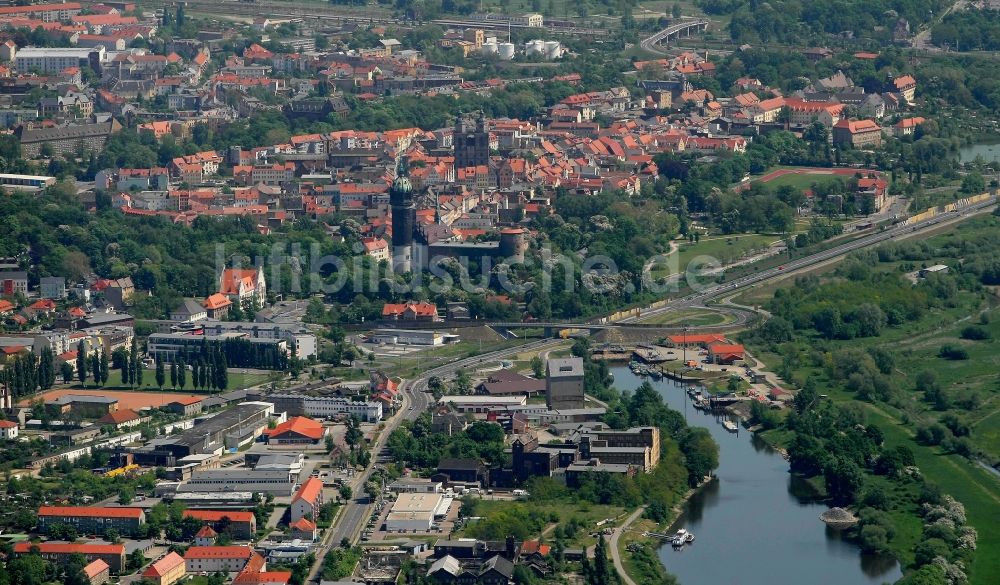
610 366 903 585
958 140 1000 163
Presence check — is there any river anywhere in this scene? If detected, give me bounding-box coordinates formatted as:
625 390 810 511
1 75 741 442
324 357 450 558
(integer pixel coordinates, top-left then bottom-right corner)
958 140 1000 163
609 366 903 585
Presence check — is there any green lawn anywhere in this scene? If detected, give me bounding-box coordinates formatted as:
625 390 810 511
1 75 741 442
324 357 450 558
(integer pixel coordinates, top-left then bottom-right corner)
382 339 525 378
652 234 780 278
459 499 625 549
757 172 848 191
860 404 1000 584
637 307 733 326
67 369 273 392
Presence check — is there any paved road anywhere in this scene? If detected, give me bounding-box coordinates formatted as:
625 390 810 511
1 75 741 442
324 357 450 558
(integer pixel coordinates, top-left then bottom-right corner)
639 19 710 55
307 339 559 582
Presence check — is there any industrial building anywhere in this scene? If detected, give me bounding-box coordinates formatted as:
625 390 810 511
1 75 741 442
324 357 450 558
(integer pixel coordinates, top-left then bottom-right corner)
385 492 452 532
147 331 288 363
145 402 273 457
436 395 526 415
370 329 459 346
247 390 382 422
545 358 585 410
177 468 296 497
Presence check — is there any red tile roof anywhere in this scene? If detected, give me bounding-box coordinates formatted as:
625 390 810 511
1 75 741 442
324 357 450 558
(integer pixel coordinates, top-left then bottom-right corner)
289 517 316 531
183 510 256 523
83 559 110 579
97 409 141 425
38 506 144 519
292 478 323 505
667 334 727 345
142 552 185 578
708 343 745 356
202 293 232 310
14 542 125 555
183 545 255 560
264 416 324 441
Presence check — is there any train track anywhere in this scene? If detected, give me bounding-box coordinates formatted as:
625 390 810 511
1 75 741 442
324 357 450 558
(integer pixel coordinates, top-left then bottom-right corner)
154 0 610 36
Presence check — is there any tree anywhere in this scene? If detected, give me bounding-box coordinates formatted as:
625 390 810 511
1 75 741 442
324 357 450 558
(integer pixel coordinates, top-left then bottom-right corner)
177 355 187 389
169 362 178 388
76 341 87 386
131 338 142 387
671 3 682 18
60 362 74 384
155 359 165 389
823 458 864 505
38 347 55 390
99 349 109 386
679 427 719 486
127 549 145 571
339 485 353 501
89 352 99 388
530 356 544 378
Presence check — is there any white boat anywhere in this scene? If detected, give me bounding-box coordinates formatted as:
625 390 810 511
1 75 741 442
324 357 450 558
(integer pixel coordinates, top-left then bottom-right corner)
671 528 694 548
723 420 739 432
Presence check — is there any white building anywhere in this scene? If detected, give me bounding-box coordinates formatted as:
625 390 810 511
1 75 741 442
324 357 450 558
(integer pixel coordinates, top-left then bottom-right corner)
183 546 255 574
436 395 527 415
15 47 104 74
289 478 323 523
385 492 451 532
370 329 459 346
178 469 296 497
197 321 317 359
0 420 18 440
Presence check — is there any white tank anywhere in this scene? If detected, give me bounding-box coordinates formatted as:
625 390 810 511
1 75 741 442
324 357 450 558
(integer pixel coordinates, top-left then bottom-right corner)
481 42 499 55
544 41 561 59
498 42 515 60
526 39 544 56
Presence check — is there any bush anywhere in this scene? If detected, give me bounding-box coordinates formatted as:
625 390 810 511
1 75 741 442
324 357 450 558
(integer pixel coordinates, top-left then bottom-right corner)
859 525 890 554
959 326 991 340
914 538 951 567
937 344 969 360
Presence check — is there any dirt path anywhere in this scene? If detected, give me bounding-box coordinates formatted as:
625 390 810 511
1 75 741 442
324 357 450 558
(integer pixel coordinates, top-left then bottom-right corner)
609 506 647 585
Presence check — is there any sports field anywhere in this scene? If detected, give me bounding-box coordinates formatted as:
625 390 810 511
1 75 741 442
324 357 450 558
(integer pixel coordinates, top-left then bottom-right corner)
21 389 204 411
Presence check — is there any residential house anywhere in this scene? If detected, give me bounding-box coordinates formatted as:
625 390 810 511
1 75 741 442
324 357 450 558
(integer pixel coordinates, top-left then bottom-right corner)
218 267 266 307
141 552 186 585
289 477 323 523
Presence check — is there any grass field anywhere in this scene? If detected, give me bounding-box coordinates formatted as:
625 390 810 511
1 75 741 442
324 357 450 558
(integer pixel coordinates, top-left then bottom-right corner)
382 339 525 378
652 234 780 278
757 172 848 191
637 307 733 326
459 499 626 549
89 369 272 392
743 217 1000 585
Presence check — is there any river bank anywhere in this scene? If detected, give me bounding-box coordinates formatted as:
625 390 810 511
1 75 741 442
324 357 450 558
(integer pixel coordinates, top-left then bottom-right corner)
610 366 902 585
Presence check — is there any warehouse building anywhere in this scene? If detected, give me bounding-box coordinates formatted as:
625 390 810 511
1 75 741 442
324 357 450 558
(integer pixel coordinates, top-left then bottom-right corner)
385 492 452 533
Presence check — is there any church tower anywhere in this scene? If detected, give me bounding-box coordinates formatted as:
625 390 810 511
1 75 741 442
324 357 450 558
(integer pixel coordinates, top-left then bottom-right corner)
454 111 490 170
389 163 415 273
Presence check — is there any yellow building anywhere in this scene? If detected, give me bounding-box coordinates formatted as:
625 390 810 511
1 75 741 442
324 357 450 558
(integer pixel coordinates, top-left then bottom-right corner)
141 552 186 585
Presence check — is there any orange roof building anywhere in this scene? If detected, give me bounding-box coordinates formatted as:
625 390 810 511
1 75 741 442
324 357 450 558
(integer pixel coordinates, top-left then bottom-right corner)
290 478 323 523
82 559 110 584
183 510 257 540
37 506 145 536
263 416 326 444
13 542 126 573
142 552 186 585
707 343 746 364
